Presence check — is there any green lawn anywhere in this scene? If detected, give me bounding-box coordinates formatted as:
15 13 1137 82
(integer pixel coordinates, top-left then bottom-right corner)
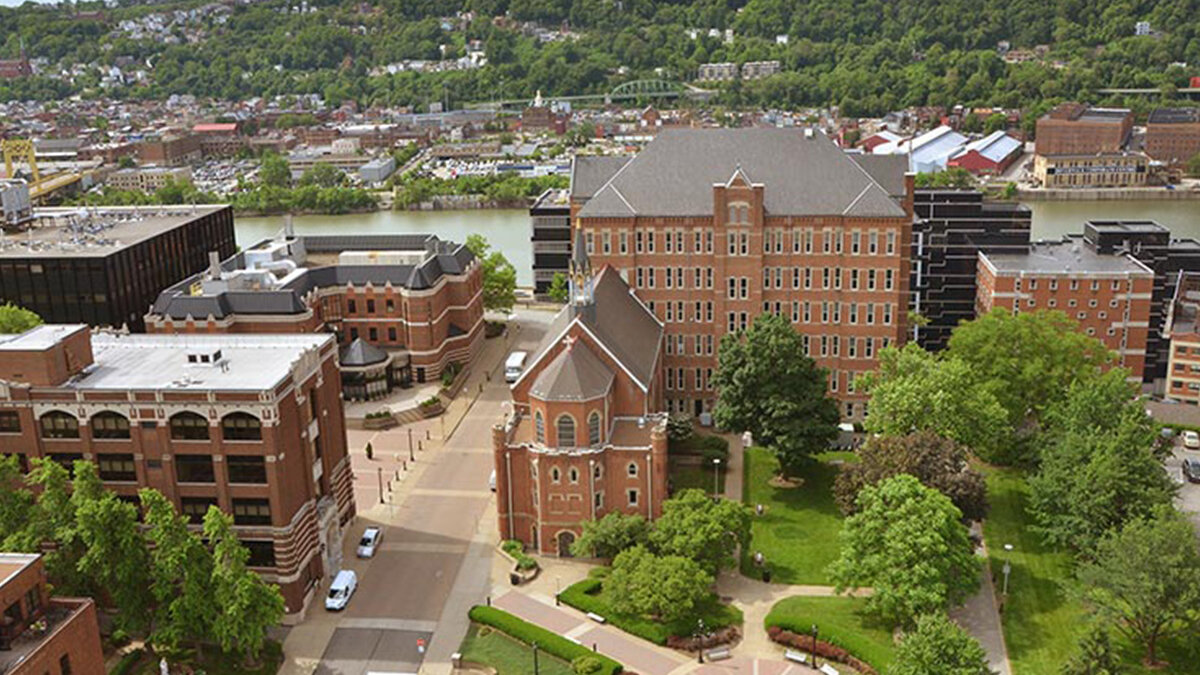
559 575 742 645
740 447 850 584
983 468 1200 675
764 595 896 671
669 457 727 495
459 624 575 675
126 641 284 675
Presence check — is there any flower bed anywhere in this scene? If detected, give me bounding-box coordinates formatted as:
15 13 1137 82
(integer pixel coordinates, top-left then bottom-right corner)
498 540 539 584
467 606 622 675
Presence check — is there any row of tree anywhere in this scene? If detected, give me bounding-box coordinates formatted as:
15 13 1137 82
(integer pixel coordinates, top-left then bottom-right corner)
0 456 283 664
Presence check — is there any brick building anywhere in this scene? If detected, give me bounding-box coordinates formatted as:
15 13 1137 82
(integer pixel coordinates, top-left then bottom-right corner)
1145 108 1200 166
0 325 354 621
946 130 1024 175
1035 103 1133 156
495 245 667 556
0 553 103 675
1033 152 1149 188
0 206 236 332
105 166 193 192
976 236 1155 380
1164 272 1200 403
146 231 484 392
137 134 202 167
572 128 913 421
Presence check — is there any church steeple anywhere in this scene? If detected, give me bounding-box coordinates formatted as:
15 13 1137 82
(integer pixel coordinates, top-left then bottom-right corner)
569 221 594 313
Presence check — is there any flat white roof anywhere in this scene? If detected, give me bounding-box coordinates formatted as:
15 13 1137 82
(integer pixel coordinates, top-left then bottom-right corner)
0 324 88 351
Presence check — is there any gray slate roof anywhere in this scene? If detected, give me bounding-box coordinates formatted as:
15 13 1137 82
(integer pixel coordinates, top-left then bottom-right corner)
340 338 389 367
570 156 631 201
521 266 662 391
849 154 909 199
575 129 906 218
529 343 614 401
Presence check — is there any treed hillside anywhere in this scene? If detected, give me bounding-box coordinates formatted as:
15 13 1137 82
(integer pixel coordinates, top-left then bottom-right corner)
0 0 1197 115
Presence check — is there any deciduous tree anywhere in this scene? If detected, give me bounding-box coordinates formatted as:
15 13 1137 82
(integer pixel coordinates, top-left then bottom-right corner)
258 151 292 188
829 475 979 627
889 613 993 675
547 272 569 303
833 432 987 522
141 489 216 654
1061 623 1123 675
571 512 651 559
712 313 839 477
0 302 42 334
649 489 751 574
606 545 711 623
465 234 517 312
76 490 152 633
204 509 286 664
1076 509 1200 667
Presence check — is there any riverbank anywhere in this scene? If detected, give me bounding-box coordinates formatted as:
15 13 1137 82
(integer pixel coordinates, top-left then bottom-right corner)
1017 186 1200 201
396 194 530 211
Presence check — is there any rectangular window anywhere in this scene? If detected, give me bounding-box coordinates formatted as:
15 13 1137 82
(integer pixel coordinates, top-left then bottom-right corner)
227 455 268 484
602 231 612 254
706 302 714 322
97 453 136 481
232 498 272 526
822 268 830 289
830 369 839 392
868 269 876 291
822 229 832 254
706 268 714 289
181 497 217 524
834 231 844 254
60 654 71 675
175 454 215 483
620 231 628 254
694 268 702 289
727 278 737 299
866 303 876 325
869 231 879 254
886 231 896 255
803 302 811 323
804 268 812 289
728 313 737 332
885 269 894 290
244 540 277 567
366 299 375 314
727 232 737 255
388 327 397 342
647 229 656 253
884 303 893 325
804 229 814 254
636 231 644 253
851 232 861 255
740 277 749 299
628 489 639 507
636 268 644 288
792 268 800 289
586 232 595 254
647 268 656 289
0 411 19 433
850 269 859 290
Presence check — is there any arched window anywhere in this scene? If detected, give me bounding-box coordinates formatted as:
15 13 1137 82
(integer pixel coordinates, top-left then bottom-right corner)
739 204 750 223
170 412 209 440
222 413 262 441
556 414 576 448
90 412 130 439
551 467 561 483
568 467 579 484
535 411 545 444
588 411 602 446
40 411 79 439
727 204 737 223
593 464 602 480
627 462 638 478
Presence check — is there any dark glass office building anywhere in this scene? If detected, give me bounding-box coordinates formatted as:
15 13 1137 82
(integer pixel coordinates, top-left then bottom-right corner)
530 188 571 295
0 205 235 331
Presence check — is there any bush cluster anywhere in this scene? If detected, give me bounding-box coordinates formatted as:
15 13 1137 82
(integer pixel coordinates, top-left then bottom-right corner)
766 626 878 675
501 539 538 571
669 433 730 462
467 606 623 675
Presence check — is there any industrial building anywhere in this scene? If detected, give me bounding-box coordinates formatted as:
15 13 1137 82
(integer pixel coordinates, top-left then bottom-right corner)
1145 107 1200 166
947 131 1024 175
1035 103 1133 156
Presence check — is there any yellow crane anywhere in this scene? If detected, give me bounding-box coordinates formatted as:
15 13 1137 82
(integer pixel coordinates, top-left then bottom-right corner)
2 138 40 185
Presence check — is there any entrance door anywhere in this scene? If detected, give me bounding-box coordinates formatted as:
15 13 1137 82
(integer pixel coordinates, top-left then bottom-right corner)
556 531 576 558
694 399 703 416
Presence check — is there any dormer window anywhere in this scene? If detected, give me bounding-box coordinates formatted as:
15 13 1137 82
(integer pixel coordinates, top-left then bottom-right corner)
187 349 223 365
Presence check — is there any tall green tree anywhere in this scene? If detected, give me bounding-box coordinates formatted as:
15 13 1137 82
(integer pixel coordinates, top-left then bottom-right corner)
649 489 751 574
606 545 712 624
712 313 839 477
203 508 286 664
258 152 292 188
947 309 1113 431
1076 509 1200 667
1061 623 1123 675
833 432 987 522
888 613 993 675
829 475 980 627
0 302 43 333
21 459 89 595
546 272 569 303
299 162 345 188
571 512 651 559
465 234 517 312
0 454 33 548
861 344 1007 461
76 489 152 633
141 489 216 654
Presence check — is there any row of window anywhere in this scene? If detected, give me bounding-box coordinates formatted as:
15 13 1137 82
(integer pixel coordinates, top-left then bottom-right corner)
533 410 603 448
537 461 641 484
1019 296 1127 310
1013 277 1133 292
179 496 272 525
14 411 263 441
14 451 270 484
587 226 899 258
632 266 897 293
665 333 716 357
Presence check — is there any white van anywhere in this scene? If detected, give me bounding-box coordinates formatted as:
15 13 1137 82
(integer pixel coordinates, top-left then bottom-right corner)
325 570 357 611
505 351 528 383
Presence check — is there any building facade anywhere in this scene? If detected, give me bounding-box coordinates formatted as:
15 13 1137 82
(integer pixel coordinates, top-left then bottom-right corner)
0 206 236 331
0 180 32 227
494 252 667 556
573 128 913 421
137 134 202 167
530 188 571 295
0 326 354 621
976 237 1155 380
0 553 104 675
1145 108 1200 166
911 189 1032 351
1164 272 1200 403
146 231 484 389
1033 152 1148 188
105 167 193 192
1035 103 1133 156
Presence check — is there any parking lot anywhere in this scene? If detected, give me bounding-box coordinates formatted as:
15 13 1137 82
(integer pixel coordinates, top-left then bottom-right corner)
1165 438 1200 529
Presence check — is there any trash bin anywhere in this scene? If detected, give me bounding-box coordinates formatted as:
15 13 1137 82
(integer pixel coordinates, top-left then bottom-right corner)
510 572 521 586
762 568 772 583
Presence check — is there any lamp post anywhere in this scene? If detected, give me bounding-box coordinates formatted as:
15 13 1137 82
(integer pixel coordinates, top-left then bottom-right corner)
696 619 706 663
712 458 722 496
408 427 414 462
811 624 819 668
377 467 384 504
532 641 540 675
1002 543 1014 596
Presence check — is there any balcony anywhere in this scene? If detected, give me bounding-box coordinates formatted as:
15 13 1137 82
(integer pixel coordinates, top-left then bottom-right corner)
0 598 92 675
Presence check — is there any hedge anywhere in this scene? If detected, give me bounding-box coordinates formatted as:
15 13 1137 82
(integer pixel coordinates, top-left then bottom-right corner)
668 433 730 461
558 577 742 646
467 605 623 675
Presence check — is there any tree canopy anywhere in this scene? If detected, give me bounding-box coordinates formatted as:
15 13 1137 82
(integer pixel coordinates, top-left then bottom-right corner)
889 612 993 675
571 511 651 559
465 234 518 313
712 312 840 477
649 488 752 574
0 302 43 334
606 545 712 624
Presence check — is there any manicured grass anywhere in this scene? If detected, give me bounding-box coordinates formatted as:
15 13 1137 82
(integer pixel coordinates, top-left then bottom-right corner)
764 595 896 671
740 447 850 584
128 641 284 675
559 575 743 645
983 467 1200 675
459 624 574 675
668 457 726 495
468 606 622 675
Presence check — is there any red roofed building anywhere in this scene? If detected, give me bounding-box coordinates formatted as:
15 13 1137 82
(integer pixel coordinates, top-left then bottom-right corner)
193 122 240 135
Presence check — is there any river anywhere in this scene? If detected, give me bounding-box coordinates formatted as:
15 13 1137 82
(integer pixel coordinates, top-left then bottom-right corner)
237 201 1200 288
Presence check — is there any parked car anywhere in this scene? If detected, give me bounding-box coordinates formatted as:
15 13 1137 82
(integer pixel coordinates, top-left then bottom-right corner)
1184 457 1200 484
325 570 357 611
357 526 382 558
1183 430 1200 449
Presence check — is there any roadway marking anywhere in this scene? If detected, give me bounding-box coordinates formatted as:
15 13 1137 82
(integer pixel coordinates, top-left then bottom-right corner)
335 618 438 633
377 542 470 554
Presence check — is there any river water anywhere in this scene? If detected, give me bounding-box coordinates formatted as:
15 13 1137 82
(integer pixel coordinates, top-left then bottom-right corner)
237 201 1200 288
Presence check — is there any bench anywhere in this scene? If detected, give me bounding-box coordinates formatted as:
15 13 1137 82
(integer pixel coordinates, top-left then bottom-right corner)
819 664 840 675
705 648 731 661
586 612 607 623
784 650 808 664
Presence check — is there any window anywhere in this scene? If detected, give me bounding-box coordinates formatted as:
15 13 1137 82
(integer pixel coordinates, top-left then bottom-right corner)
556 415 576 448
588 412 602 446
170 412 209 440
232 498 272 526
0 411 19 433
551 467 560 483
535 412 545 444
222 413 262 441
91 412 131 439
227 455 268 484
627 462 638 477
347 299 357 314
97 453 136 481
594 491 604 510
366 299 376 314
244 540 277 567
176 454 215 483
60 654 71 675
386 298 395 312
40 411 79 439
627 489 639 507
181 497 217 524
569 467 580 484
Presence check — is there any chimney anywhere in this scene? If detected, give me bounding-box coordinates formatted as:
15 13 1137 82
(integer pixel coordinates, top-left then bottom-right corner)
284 214 295 238
207 250 221 278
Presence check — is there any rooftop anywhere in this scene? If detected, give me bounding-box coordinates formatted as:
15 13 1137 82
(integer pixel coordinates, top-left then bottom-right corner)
1148 108 1200 125
1085 220 1170 235
0 553 38 587
0 205 227 258
1077 108 1132 123
0 325 88 351
531 188 570 211
981 236 1155 276
954 130 1023 163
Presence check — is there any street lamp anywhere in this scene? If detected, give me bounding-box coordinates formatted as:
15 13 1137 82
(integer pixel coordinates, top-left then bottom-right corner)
811 624 819 668
532 641 540 675
408 427 414 462
712 458 722 496
1002 543 1014 596
696 619 706 663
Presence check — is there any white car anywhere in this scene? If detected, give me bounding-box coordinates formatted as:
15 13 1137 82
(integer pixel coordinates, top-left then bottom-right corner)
357 526 382 558
1183 430 1200 449
325 570 357 611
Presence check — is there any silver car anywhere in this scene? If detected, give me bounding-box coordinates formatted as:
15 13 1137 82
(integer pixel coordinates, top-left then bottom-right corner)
357 526 382 558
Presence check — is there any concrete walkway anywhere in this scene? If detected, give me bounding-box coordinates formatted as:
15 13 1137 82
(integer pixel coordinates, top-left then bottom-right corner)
950 554 1012 675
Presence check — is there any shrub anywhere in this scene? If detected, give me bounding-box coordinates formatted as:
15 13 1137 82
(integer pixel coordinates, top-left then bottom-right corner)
669 433 729 461
111 649 145 675
467 606 623 675
365 442 374 459
420 396 441 409
501 539 538 571
440 361 462 387
666 414 694 443
572 656 605 674
767 627 878 675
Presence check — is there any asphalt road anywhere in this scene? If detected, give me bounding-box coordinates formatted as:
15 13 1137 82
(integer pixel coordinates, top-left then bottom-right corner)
1167 441 1200 530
